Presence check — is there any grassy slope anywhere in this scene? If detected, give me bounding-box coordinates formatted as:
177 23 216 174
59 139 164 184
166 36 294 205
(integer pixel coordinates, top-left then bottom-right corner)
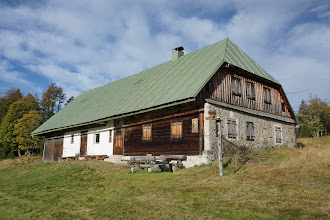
0 137 329 220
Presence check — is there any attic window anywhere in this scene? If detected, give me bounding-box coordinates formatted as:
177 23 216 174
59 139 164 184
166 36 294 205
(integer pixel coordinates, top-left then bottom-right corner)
205 82 211 93
231 77 242 96
281 103 285 112
135 79 144 85
246 82 255 100
263 87 271 104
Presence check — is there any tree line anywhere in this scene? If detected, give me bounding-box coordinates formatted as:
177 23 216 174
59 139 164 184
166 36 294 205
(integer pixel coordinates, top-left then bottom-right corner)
0 83 74 159
0 83 328 160
296 96 330 138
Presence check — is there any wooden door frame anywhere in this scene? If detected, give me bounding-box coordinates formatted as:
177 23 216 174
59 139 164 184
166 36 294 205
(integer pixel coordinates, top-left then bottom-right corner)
80 131 88 156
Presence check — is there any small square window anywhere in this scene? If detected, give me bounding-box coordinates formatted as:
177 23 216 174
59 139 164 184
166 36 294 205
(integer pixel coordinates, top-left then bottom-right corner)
231 77 242 96
275 126 282 144
95 133 100 144
246 82 255 100
142 124 152 142
281 103 285 112
71 134 74 144
263 87 271 104
246 122 255 141
227 119 237 139
109 130 112 142
192 118 198 133
171 120 182 139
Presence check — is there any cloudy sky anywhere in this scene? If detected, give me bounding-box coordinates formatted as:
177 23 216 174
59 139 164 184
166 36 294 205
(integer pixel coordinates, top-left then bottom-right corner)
0 0 329 111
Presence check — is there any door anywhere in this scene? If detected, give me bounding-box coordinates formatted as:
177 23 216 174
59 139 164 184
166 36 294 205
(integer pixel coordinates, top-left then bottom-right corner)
80 131 88 156
114 128 124 155
43 137 63 162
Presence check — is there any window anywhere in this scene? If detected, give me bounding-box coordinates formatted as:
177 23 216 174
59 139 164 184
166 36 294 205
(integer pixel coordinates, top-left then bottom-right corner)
275 126 282 143
192 118 198 133
281 103 285 112
95 133 100 144
71 134 74 144
142 124 152 141
246 82 255 100
205 82 211 93
231 77 242 96
246 122 255 141
227 119 237 139
171 120 182 139
263 87 271 104
109 130 112 142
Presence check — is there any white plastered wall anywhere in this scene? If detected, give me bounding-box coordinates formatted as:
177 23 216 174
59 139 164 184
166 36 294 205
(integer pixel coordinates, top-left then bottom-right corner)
62 120 114 157
86 120 114 156
62 131 81 157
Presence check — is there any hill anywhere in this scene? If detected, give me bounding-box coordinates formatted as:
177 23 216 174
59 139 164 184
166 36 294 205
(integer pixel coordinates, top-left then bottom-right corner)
0 137 329 219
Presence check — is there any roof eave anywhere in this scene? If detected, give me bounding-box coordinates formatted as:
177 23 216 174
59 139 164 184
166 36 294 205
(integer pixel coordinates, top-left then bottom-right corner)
32 97 196 136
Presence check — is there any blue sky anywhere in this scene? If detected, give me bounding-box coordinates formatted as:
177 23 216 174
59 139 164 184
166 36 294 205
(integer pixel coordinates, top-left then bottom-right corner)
0 0 329 111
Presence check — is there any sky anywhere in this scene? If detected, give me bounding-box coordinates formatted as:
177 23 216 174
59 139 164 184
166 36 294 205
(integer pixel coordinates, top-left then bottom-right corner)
0 0 329 112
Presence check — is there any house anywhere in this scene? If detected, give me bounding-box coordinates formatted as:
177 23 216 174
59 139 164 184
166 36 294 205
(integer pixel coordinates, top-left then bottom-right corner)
32 38 297 166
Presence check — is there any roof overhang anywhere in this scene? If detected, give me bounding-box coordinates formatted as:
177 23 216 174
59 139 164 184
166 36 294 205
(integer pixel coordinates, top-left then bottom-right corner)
32 97 196 136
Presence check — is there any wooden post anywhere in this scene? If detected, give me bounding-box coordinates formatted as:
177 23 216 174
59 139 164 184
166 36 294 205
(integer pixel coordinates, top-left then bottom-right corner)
217 120 223 176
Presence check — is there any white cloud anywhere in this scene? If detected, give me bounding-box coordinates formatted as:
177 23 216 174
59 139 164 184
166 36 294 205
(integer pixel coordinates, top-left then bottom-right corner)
0 0 329 110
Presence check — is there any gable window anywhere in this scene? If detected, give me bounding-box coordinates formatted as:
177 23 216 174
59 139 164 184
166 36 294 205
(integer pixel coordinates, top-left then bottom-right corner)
246 122 255 141
192 118 199 133
246 82 255 100
171 120 182 139
227 119 237 139
109 130 112 142
71 134 74 144
142 124 152 142
263 87 271 104
231 77 242 96
275 126 282 144
205 82 211 93
95 133 100 144
281 103 286 112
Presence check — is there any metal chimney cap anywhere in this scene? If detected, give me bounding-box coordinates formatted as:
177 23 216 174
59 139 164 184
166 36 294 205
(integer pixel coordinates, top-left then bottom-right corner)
172 46 184 51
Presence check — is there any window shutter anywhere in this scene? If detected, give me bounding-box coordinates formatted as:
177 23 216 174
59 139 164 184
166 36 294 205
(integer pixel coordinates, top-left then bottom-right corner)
192 118 198 133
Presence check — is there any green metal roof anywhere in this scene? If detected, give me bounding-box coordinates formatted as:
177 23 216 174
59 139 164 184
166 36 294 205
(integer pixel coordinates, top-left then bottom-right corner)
33 38 280 135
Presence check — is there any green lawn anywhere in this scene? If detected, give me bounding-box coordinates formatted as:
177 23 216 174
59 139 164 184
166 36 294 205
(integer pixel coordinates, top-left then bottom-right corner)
0 137 329 219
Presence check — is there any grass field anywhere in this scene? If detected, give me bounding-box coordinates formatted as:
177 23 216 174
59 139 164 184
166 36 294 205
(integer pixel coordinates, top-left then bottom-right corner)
0 137 329 219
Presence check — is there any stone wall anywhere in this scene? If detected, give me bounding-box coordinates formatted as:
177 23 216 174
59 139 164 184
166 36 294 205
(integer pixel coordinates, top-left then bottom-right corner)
203 102 296 158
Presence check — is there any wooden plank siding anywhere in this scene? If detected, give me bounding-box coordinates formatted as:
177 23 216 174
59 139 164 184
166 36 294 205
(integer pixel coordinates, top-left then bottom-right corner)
197 66 293 119
120 112 201 156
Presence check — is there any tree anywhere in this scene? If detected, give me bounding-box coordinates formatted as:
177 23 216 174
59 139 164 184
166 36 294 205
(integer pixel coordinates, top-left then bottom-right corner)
13 110 44 156
65 96 75 106
297 96 329 138
40 83 66 121
0 94 39 159
0 88 23 124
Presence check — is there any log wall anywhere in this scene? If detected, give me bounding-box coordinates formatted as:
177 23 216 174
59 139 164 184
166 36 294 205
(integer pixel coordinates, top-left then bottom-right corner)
123 112 201 156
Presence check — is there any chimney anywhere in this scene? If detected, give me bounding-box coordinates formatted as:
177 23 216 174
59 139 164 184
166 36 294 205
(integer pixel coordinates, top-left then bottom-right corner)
172 46 184 61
